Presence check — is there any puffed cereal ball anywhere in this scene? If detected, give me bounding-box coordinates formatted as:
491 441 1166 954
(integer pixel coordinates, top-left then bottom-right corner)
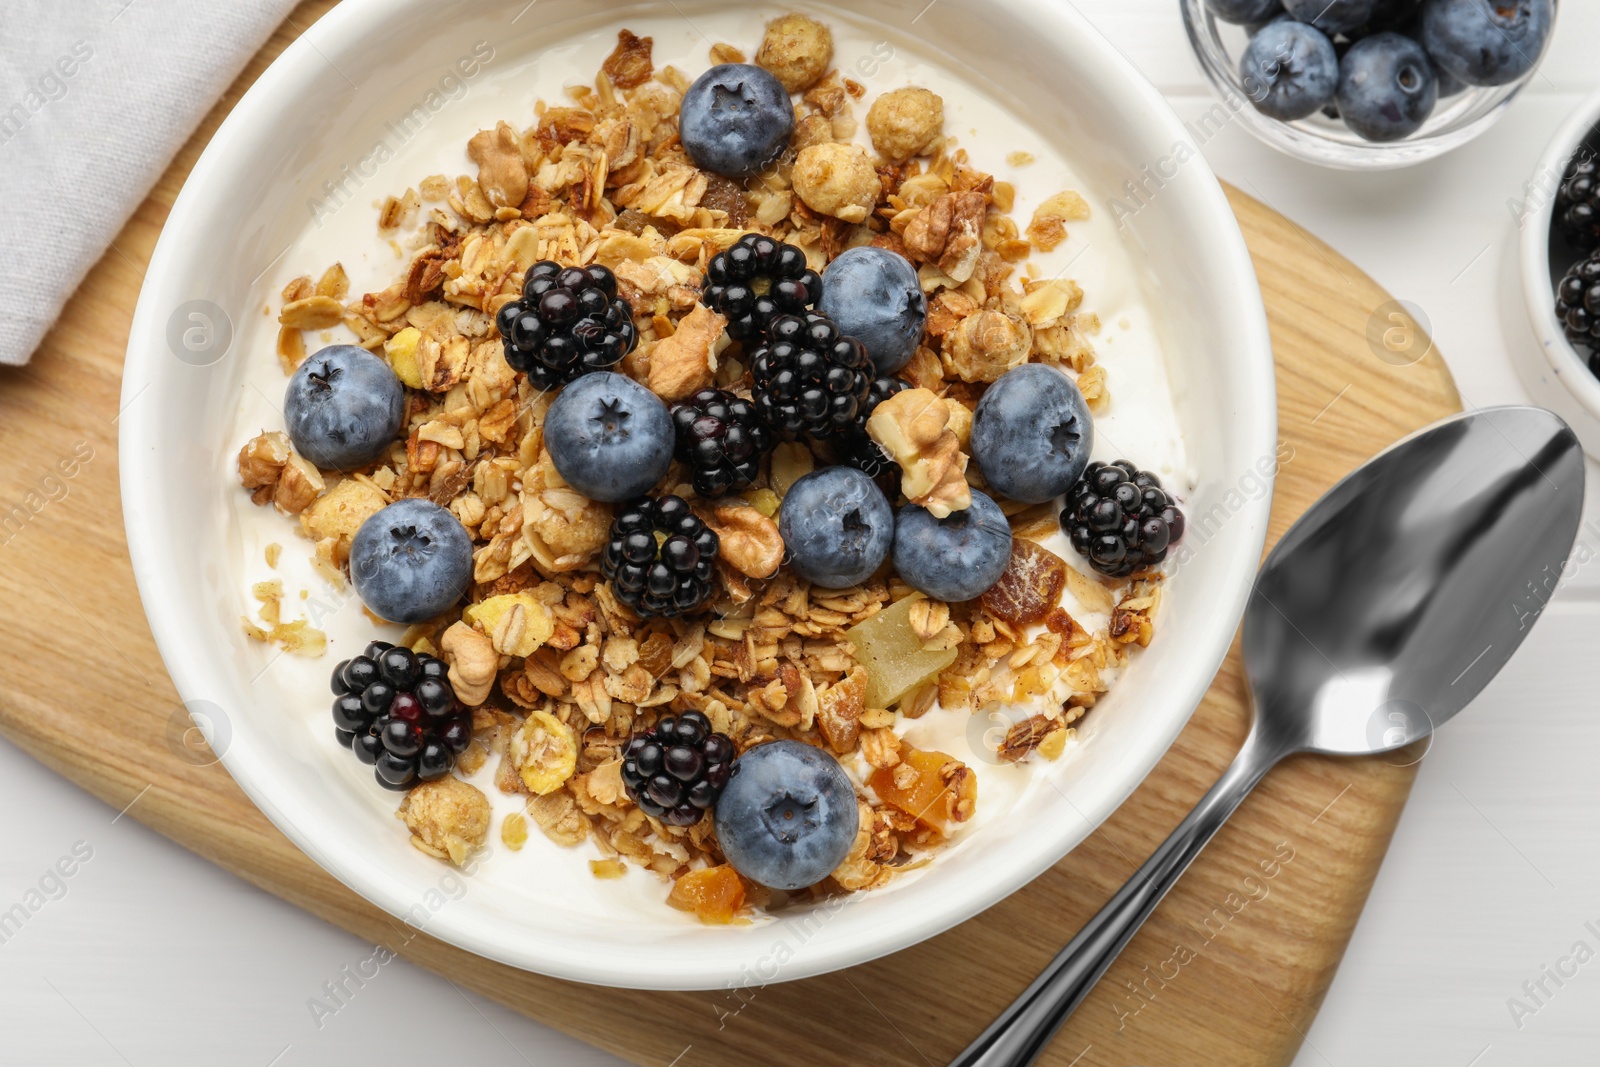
755 12 834 93
791 143 881 224
867 87 945 163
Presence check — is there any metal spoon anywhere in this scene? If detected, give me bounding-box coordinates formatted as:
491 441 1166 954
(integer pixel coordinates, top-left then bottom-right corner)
952 406 1585 1067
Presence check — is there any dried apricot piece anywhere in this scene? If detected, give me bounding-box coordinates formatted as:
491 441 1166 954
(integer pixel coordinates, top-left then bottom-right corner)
668 865 747 924
868 746 976 833
981 538 1068 626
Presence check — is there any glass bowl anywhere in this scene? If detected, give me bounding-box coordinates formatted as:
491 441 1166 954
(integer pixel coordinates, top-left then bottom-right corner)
1180 0 1555 170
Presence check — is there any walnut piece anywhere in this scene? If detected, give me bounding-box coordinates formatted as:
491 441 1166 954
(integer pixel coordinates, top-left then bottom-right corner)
397 777 490 866
942 310 1032 383
441 621 498 706
755 12 833 93
238 431 326 515
467 121 529 210
792 143 880 224
903 191 987 283
867 87 944 163
698 503 784 579
647 303 728 402
867 388 971 518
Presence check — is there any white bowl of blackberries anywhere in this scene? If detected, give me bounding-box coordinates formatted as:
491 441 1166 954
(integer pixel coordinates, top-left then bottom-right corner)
1519 91 1600 458
1182 0 1556 169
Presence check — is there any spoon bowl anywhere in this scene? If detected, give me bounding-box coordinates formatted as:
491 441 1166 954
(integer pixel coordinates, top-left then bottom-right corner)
1247 407 1585 758
954 406 1585 1067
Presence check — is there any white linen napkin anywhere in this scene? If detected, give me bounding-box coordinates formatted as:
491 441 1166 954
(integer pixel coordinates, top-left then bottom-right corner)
0 0 289 365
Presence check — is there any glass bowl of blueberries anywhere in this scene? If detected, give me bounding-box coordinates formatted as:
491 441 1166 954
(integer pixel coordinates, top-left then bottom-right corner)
1181 0 1557 170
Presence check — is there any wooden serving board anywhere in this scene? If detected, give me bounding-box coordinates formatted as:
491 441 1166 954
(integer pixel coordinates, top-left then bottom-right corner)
0 6 1460 1065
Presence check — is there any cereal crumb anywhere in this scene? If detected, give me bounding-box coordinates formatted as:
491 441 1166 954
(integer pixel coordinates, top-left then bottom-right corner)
501 812 529 851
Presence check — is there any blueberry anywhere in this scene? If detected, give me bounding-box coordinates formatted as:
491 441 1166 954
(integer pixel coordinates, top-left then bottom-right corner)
1435 64 1468 99
1205 0 1285 24
283 345 405 471
1350 0 1422 34
817 247 928 375
1240 19 1340 121
1282 0 1375 33
970 364 1094 505
778 467 893 589
714 740 859 891
679 64 796 179
543 372 674 502
1418 0 1552 87
1337 33 1437 142
893 490 1013 603
350 499 473 624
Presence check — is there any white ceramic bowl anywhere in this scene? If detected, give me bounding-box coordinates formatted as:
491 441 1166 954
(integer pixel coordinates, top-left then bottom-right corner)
1519 85 1600 459
120 0 1276 989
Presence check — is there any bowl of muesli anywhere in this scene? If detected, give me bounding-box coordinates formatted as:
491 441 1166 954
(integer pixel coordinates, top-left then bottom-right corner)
120 0 1277 988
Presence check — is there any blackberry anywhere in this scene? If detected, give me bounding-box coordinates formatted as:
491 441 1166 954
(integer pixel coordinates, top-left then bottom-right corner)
1061 461 1186 579
749 313 873 440
704 233 822 345
1555 250 1600 359
601 496 720 618
832 375 911 492
331 641 472 791
621 711 735 826
1558 155 1600 253
671 388 773 498
496 261 638 390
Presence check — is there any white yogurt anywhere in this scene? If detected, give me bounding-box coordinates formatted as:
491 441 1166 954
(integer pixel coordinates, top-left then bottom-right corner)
224 10 1193 919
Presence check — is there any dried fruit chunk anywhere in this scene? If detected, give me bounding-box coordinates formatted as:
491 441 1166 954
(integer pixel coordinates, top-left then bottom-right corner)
462 593 556 657
845 596 958 710
868 746 975 833
668 865 747 924
384 327 424 389
509 710 578 795
602 28 654 89
981 539 1069 626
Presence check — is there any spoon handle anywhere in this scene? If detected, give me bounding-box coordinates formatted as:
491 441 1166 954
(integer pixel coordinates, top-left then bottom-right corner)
949 734 1281 1067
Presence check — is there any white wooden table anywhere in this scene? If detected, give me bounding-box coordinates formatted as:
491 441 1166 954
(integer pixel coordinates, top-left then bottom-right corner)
4 3 1597 1064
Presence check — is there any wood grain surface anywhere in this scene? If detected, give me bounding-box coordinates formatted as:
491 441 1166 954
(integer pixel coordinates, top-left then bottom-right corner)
0 5 1460 1065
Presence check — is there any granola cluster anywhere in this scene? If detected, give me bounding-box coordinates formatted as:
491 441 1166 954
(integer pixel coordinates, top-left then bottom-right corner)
236 12 1163 921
